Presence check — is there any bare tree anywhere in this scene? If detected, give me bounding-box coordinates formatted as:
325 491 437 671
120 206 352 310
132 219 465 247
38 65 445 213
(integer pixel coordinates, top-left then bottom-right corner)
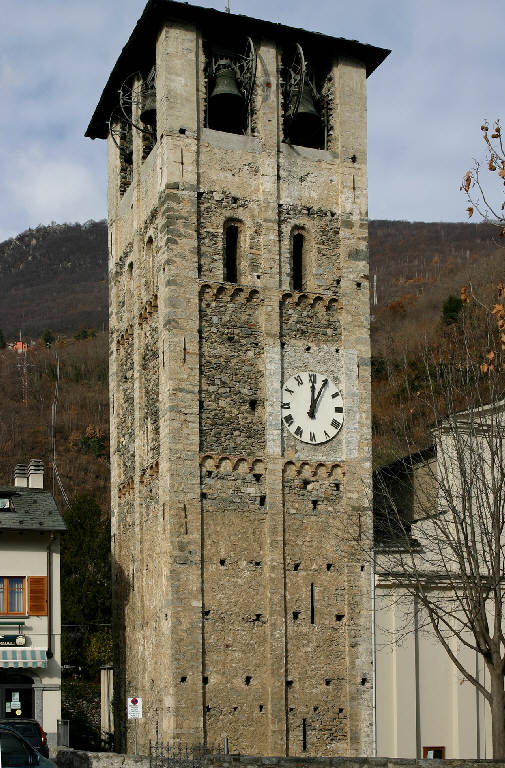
374 305 505 757
462 118 505 235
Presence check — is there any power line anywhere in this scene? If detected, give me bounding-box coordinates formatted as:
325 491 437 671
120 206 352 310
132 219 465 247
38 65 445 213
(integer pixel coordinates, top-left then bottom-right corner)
16 331 29 407
51 355 71 508
62 623 112 627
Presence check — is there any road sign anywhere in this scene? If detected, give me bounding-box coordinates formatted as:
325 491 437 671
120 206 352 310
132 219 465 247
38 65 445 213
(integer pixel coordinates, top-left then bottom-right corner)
128 697 142 756
128 697 142 719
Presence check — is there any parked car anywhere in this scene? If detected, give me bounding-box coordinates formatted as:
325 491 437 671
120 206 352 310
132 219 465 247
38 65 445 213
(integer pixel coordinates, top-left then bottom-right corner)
0 724 56 768
0 720 49 759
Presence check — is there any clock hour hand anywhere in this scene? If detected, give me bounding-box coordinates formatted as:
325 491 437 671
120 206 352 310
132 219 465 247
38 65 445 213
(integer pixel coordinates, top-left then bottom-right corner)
308 378 316 417
308 378 328 418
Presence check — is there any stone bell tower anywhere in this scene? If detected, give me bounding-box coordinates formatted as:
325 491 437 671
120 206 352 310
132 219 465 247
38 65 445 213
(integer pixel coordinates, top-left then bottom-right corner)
86 0 388 757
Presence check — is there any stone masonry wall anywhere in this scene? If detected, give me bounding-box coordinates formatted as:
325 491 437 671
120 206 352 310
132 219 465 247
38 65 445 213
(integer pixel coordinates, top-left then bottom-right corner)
199 284 265 455
278 205 341 294
111 490 134 751
117 337 135 481
201 456 268 754
139 307 160 468
105 13 374 760
282 461 349 757
280 295 342 343
56 749 505 768
199 193 263 285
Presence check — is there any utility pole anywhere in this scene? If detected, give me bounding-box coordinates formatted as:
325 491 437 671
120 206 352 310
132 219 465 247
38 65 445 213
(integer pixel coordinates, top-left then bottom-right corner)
16 330 28 407
22 348 28 406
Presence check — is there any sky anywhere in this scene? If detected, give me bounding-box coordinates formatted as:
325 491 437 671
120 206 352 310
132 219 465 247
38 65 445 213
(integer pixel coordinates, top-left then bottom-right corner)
1 0 503 241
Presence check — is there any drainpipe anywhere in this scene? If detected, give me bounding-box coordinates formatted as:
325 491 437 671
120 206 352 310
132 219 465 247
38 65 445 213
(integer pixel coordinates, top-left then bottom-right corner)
46 533 55 659
371 548 377 757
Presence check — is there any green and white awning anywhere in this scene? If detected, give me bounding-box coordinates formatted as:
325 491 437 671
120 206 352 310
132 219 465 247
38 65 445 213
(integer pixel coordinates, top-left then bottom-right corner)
0 649 47 668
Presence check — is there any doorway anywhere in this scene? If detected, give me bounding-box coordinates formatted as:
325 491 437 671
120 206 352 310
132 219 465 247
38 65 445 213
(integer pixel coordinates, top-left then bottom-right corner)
0 672 33 719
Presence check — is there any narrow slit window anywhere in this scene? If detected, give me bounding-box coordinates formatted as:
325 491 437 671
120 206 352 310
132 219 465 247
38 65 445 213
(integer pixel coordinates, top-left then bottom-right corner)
126 261 134 316
145 237 154 294
224 224 239 283
302 719 307 752
310 582 315 624
292 232 304 291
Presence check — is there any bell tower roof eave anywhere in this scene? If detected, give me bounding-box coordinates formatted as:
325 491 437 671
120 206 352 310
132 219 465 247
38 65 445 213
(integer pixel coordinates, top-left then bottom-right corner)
85 0 390 141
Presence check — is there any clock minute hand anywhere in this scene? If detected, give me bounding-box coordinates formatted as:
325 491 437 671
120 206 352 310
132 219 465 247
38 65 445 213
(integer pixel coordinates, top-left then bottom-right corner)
308 378 328 418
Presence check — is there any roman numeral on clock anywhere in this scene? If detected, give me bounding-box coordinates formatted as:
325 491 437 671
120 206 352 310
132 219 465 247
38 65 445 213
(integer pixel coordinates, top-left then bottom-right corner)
331 418 341 429
309 373 316 384
284 387 294 395
310 432 316 443
331 391 341 399
294 425 303 438
281 402 291 409
284 414 294 426
334 406 343 413
294 375 303 386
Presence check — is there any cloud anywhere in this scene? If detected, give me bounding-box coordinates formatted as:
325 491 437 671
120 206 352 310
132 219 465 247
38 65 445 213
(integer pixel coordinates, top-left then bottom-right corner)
0 146 106 240
0 55 25 92
1 0 504 234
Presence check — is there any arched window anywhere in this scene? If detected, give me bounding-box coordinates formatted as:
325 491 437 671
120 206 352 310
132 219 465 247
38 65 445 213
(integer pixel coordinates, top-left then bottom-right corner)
224 223 240 283
125 261 134 316
145 237 153 293
206 53 252 136
292 232 305 291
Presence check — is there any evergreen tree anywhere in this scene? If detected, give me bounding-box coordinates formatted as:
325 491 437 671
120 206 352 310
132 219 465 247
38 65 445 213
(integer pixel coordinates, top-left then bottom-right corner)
442 294 463 325
41 328 55 347
61 494 111 626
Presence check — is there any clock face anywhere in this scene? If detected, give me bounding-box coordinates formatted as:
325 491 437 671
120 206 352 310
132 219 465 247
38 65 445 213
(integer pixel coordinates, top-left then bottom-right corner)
281 371 343 444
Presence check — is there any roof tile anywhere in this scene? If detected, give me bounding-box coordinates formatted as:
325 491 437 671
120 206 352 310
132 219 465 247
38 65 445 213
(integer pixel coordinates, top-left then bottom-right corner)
0 486 66 532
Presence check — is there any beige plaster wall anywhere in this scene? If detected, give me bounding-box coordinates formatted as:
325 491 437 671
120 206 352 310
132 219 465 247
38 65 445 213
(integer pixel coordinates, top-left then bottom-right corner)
375 585 492 759
1 531 62 748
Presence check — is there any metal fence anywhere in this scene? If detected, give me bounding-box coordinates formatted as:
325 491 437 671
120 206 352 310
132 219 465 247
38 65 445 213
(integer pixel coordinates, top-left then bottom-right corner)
150 740 226 768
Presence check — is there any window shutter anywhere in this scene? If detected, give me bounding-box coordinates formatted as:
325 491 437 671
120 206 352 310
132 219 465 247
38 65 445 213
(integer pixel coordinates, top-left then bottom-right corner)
28 576 47 616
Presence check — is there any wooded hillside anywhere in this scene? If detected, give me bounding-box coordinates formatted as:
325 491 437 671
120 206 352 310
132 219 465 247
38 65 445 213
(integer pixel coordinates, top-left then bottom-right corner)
0 336 109 509
0 220 107 339
369 219 503 355
0 218 501 506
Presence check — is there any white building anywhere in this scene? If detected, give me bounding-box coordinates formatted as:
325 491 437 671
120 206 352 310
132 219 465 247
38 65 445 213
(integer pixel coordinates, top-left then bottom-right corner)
0 460 65 752
375 565 492 758
374 398 505 759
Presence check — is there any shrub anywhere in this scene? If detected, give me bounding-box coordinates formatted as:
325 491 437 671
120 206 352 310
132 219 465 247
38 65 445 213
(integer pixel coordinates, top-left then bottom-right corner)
442 295 464 325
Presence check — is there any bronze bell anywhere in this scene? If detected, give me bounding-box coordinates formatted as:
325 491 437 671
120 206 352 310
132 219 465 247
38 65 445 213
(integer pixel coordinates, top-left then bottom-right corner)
208 60 244 133
297 84 320 120
287 84 322 148
140 86 156 127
